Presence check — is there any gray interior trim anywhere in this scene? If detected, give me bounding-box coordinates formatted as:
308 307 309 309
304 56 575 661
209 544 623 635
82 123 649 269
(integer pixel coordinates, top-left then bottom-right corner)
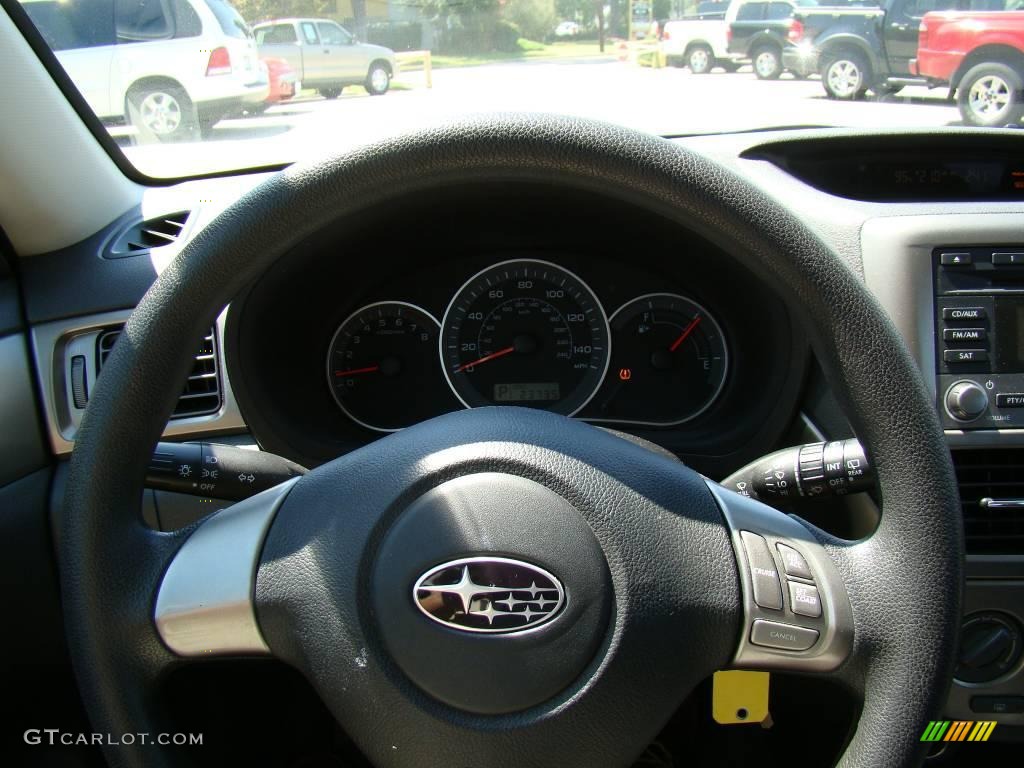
31 307 246 456
154 477 298 656
0 7 139 256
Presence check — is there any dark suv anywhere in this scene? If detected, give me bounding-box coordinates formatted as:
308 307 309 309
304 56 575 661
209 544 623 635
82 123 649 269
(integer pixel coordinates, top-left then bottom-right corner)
727 0 809 79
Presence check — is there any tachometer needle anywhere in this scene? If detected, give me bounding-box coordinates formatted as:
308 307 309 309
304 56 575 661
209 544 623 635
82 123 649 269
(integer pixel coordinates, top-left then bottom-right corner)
669 315 702 352
456 345 515 373
334 365 380 377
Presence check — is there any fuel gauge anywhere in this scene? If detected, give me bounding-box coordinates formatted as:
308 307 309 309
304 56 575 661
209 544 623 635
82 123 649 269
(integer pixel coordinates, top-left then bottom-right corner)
590 293 728 426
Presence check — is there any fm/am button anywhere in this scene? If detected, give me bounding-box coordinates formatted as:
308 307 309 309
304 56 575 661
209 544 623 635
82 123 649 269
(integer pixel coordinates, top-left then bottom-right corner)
750 620 819 652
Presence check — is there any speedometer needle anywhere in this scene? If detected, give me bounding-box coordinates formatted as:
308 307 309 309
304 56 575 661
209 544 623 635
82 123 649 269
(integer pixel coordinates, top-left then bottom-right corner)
669 315 702 352
334 365 380 376
456 345 515 373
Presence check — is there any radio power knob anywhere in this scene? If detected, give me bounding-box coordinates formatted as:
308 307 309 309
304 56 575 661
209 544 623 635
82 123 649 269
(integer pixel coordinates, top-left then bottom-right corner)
945 381 989 422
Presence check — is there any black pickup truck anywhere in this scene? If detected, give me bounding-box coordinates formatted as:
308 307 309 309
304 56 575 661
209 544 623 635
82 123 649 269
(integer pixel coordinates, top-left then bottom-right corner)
728 1 806 79
782 0 969 99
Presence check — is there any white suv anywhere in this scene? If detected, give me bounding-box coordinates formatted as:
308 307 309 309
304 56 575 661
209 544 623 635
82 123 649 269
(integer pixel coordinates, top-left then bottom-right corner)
22 0 268 142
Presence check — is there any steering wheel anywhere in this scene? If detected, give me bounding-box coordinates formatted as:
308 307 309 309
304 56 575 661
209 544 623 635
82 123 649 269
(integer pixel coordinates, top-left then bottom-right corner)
62 116 962 768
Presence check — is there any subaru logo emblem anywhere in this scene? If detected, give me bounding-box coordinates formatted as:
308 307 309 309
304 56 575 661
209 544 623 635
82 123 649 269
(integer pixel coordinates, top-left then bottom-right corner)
413 556 565 634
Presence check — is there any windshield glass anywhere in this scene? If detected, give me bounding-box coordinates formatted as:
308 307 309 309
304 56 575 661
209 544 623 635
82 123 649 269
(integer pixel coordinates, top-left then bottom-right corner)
12 0 1024 179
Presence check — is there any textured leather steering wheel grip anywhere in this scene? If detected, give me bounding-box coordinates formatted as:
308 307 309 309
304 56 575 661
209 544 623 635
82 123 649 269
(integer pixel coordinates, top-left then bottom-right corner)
62 115 962 768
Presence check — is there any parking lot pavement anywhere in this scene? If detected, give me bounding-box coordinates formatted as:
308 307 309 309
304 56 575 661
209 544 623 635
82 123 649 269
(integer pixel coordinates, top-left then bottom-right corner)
123 58 963 178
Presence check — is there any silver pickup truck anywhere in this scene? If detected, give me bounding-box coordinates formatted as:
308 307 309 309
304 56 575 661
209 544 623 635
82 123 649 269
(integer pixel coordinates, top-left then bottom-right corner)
253 18 396 97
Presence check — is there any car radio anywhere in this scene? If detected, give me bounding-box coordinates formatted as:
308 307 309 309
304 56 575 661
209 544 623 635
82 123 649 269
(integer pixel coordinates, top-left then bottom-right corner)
935 246 1024 429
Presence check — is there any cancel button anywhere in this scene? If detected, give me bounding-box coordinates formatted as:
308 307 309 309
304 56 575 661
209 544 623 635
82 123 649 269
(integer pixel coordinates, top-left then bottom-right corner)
750 619 819 652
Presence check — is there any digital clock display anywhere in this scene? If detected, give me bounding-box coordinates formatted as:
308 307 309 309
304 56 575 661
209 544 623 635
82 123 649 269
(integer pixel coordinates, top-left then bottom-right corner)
493 382 561 402
885 161 1006 193
777 147 1024 203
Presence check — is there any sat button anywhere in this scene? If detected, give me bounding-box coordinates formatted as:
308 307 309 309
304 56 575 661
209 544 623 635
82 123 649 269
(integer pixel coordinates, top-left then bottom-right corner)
944 349 988 363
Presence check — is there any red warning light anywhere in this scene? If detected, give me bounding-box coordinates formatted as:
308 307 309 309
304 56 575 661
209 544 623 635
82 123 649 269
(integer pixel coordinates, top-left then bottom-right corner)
619 368 632 381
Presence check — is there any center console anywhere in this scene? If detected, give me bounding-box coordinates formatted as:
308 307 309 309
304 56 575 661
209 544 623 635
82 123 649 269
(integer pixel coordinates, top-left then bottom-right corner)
862 213 1024 730
935 247 1024 431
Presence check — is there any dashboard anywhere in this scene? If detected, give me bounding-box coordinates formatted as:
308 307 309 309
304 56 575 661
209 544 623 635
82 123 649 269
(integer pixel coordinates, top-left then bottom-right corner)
224 184 805 474
13 129 1024 741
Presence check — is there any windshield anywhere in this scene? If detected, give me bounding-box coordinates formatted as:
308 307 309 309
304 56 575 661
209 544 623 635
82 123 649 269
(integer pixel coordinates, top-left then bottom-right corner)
11 0 1024 179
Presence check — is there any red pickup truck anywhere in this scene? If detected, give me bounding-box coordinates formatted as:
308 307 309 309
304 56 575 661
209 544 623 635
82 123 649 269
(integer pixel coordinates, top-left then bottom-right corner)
914 9 1024 127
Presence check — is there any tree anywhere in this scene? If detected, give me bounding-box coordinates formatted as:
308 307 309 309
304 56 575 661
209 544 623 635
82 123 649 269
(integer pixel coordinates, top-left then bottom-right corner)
350 0 367 38
504 0 557 42
233 0 334 25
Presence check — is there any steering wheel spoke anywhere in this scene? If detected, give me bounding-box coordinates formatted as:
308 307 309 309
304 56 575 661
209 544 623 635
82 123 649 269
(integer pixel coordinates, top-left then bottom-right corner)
705 481 854 674
154 479 299 657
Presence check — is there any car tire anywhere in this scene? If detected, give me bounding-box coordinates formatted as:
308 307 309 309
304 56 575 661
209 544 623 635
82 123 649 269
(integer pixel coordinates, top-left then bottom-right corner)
957 62 1024 127
686 45 713 75
752 46 782 80
821 50 870 100
319 87 343 99
126 82 197 143
365 63 391 95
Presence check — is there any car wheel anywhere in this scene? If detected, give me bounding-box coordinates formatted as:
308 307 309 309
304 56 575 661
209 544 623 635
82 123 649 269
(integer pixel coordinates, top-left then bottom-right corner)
957 62 1024 127
752 46 782 80
319 87 343 99
821 50 870 100
366 63 391 95
687 45 713 75
126 83 196 143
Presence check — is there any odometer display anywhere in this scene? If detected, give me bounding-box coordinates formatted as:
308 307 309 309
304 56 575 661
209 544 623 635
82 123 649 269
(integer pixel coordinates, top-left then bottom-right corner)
441 259 610 416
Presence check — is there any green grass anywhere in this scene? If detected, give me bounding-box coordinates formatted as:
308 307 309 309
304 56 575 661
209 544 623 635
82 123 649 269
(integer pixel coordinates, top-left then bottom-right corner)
431 40 613 70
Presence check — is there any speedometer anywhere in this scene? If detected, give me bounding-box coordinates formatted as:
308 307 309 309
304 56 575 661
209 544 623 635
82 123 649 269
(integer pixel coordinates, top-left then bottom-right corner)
440 259 610 416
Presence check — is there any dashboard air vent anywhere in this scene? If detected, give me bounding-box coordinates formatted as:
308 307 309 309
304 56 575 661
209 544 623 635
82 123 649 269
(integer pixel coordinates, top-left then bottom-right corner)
106 211 190 258
952 449 1024 554
96 326 222 419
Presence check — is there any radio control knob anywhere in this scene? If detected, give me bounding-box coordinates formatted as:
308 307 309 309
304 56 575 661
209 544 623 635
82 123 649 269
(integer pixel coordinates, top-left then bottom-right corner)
945 381 989 422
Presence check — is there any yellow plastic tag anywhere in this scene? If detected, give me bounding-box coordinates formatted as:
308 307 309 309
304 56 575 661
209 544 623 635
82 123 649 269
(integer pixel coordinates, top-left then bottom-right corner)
712 670 770 725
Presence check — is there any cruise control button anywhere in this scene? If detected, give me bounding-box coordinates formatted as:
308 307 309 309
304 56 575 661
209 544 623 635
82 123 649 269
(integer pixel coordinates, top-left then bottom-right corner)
750 620 819 651
789 581 822 618
776 543 812 580
740 531 783 610
944 349 988 363
996 393 1024 408
942 307 986 321
943 327 986 342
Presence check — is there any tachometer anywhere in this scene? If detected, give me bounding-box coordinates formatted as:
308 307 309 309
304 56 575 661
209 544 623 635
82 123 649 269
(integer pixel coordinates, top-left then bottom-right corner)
327 301 453 432
440 259 610 416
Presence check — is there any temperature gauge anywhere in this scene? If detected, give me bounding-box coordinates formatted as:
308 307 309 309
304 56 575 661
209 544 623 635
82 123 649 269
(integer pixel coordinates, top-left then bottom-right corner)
589 293 728 426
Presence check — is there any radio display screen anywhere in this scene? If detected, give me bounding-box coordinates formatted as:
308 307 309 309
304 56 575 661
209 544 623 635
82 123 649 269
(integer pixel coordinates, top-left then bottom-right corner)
994 298 1024 372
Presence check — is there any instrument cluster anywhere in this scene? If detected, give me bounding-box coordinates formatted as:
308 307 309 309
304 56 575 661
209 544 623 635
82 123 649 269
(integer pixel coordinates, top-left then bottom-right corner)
325 258 730 433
